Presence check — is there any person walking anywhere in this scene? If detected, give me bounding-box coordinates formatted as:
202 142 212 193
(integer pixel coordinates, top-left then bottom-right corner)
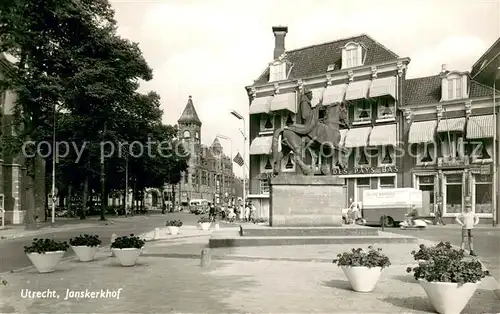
248 201 256 222
434 197 445 225
455 204 479 256
209 203 216 222
244 203 250 222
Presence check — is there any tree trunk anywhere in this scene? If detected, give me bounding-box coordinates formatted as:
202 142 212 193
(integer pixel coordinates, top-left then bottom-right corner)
23 159 37 230
67 184 73 217
44 191 49 222
80 175 88 219
171 185 176 212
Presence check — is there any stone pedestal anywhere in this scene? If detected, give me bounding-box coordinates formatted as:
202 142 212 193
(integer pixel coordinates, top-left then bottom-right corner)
270 175 345 226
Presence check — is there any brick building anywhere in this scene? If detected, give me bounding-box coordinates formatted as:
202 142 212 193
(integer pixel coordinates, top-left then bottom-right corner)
245 26 410 218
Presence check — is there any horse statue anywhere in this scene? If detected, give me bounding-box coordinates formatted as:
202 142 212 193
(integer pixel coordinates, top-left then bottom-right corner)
271 88 350 175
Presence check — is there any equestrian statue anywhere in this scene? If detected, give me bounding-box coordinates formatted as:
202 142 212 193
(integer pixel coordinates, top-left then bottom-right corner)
271 87 350 175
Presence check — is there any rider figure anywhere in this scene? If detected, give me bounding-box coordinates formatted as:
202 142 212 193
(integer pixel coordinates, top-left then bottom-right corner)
405 205 418 226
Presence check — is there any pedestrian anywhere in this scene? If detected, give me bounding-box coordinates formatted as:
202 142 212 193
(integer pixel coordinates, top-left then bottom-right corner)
162 202 167 214
455 204 479 256
244 203 250 222
248 201 256 222
209 204 216 222
434 198 445 225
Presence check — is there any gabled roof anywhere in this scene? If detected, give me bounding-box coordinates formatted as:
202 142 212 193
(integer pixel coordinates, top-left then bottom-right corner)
178 95 202 125
471 37 500 79
404 74 500 106
252 34 400 86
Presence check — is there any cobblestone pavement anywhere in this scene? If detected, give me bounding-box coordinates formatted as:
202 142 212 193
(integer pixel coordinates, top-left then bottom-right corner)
1 231 499 313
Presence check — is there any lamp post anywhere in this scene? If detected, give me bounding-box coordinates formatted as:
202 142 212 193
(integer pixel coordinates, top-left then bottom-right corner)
493 67 500 226
51 103 57 226
230 110 246 207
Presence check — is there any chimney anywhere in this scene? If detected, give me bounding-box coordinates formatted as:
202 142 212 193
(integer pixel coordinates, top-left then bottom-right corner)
272 26 288 60
441 64 448 73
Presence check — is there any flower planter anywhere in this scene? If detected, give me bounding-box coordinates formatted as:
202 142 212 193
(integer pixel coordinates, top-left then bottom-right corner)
72 246 99 262
27 251 65 273
419 280 480 314
167 226 180 235
200 222 211 231
341 266 382 292
112 248 142 266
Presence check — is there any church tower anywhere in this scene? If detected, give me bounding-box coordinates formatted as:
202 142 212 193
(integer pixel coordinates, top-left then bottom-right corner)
178 96 202 197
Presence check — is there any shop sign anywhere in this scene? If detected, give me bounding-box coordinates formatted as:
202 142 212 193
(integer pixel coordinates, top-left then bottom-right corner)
480 164 491 175
332 166 399 175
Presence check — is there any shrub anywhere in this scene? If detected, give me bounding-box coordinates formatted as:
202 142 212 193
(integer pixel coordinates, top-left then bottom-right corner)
166 220 183 227
252 217 268 224
69 234 102 247
110 234 145 249
198 216 211 223
406 255 489 285
333 246 391 268
411 242 464 261
24 238 70 254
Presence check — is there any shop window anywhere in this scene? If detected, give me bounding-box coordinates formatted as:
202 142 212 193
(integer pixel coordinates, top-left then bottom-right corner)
473 174 492 214
379 176 395 189
377 97 395 120
260 179 270 195
444 173 462 214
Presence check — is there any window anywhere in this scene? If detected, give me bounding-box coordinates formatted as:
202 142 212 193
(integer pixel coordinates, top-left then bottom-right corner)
281 152 295 172
379 176 395 189
183 130 191 138
355 148 371 167
269 62 286 82
356 177 370 203
260 179 270 195
377 98 395 120
344 44 361 68
195 131 199 139
444 173 462 214
473 174 492 214
471 139 493 162
184 172 188 184
440 133 464 161
354 100 372 122
417 144 436 164
201 171 207 186
416 175 436 214
261 155 273 172
379 146 395 166
260 113 274 131
282 112 295 127
447 77 463 100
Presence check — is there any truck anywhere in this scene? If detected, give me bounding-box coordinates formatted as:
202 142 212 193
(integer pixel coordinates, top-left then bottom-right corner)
361 188 423 227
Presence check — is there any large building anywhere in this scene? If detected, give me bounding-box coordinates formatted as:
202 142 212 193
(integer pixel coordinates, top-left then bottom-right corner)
246 26 499 224
173 96 240 206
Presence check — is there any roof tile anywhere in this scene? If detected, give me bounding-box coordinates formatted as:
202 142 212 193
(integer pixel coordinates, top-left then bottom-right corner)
178 96 202 125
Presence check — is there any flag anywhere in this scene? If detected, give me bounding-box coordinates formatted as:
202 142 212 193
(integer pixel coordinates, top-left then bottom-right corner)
233 152 244 167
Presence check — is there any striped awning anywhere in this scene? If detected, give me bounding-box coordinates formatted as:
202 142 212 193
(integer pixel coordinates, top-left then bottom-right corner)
369 76 397 99
249 136 273 155
467 115 495 139
408 120 437 144
345 80 370 101
270 93 297 113
369 124 397 146
249 96 272 115
310 87 325 107
339 129 348 146
437 117 466 133
344 127 372 148
322 84 347 105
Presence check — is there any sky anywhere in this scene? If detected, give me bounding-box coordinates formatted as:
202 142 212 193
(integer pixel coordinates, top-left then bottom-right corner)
111 0 500 178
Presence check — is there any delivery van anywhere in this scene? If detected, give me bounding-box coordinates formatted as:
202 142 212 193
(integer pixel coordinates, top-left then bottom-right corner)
362 188 423 227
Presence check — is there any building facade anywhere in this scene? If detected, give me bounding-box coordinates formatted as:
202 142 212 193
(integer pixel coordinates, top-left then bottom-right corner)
246 26 410 219
173 96 240 206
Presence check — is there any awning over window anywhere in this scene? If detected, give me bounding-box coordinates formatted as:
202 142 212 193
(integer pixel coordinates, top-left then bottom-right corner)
408 120 437 144
339 129 348 146
249 136 273 155
270 93 297 113
345 80 370 101
369 124 397 146
249 96 272 115
369 76 397 99
467 115 495 139
322 84 347 105
310 87 325 107
344 127 372 148
437 117 466 133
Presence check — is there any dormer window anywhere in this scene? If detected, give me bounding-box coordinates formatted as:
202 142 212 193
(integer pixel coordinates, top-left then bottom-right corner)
342 42 363 69
269 61 287 82
442 73 467 101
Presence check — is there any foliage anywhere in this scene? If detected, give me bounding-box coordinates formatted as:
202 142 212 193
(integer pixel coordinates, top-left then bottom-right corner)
252 217 268 224
411 242 464 261
110 234 145 249
198 216 212 223
166 220 183 227
406 255 489 285
69 234 102 247
333 246 391 268
24 238 69 254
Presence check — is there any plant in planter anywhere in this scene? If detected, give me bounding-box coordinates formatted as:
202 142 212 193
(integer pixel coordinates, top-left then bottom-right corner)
411 242 464 262
333 246 391 292
110 234 146 266
24 238 70 273
166 220 183 235
406 255 489 314
252 217 268 225
198 216 212 231
69 234 102 262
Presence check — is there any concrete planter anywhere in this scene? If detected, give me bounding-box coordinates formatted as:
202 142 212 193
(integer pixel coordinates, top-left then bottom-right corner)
167 226 180 235
200 222 211 231
419 280 479 314
112 248 142 266
27 251 65 273
71 246 99 262
341 266 382 292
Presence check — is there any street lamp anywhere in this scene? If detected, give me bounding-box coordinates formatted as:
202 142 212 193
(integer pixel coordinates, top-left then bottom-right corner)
51 103 57 226
493 67 500 226
230 110 246 207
